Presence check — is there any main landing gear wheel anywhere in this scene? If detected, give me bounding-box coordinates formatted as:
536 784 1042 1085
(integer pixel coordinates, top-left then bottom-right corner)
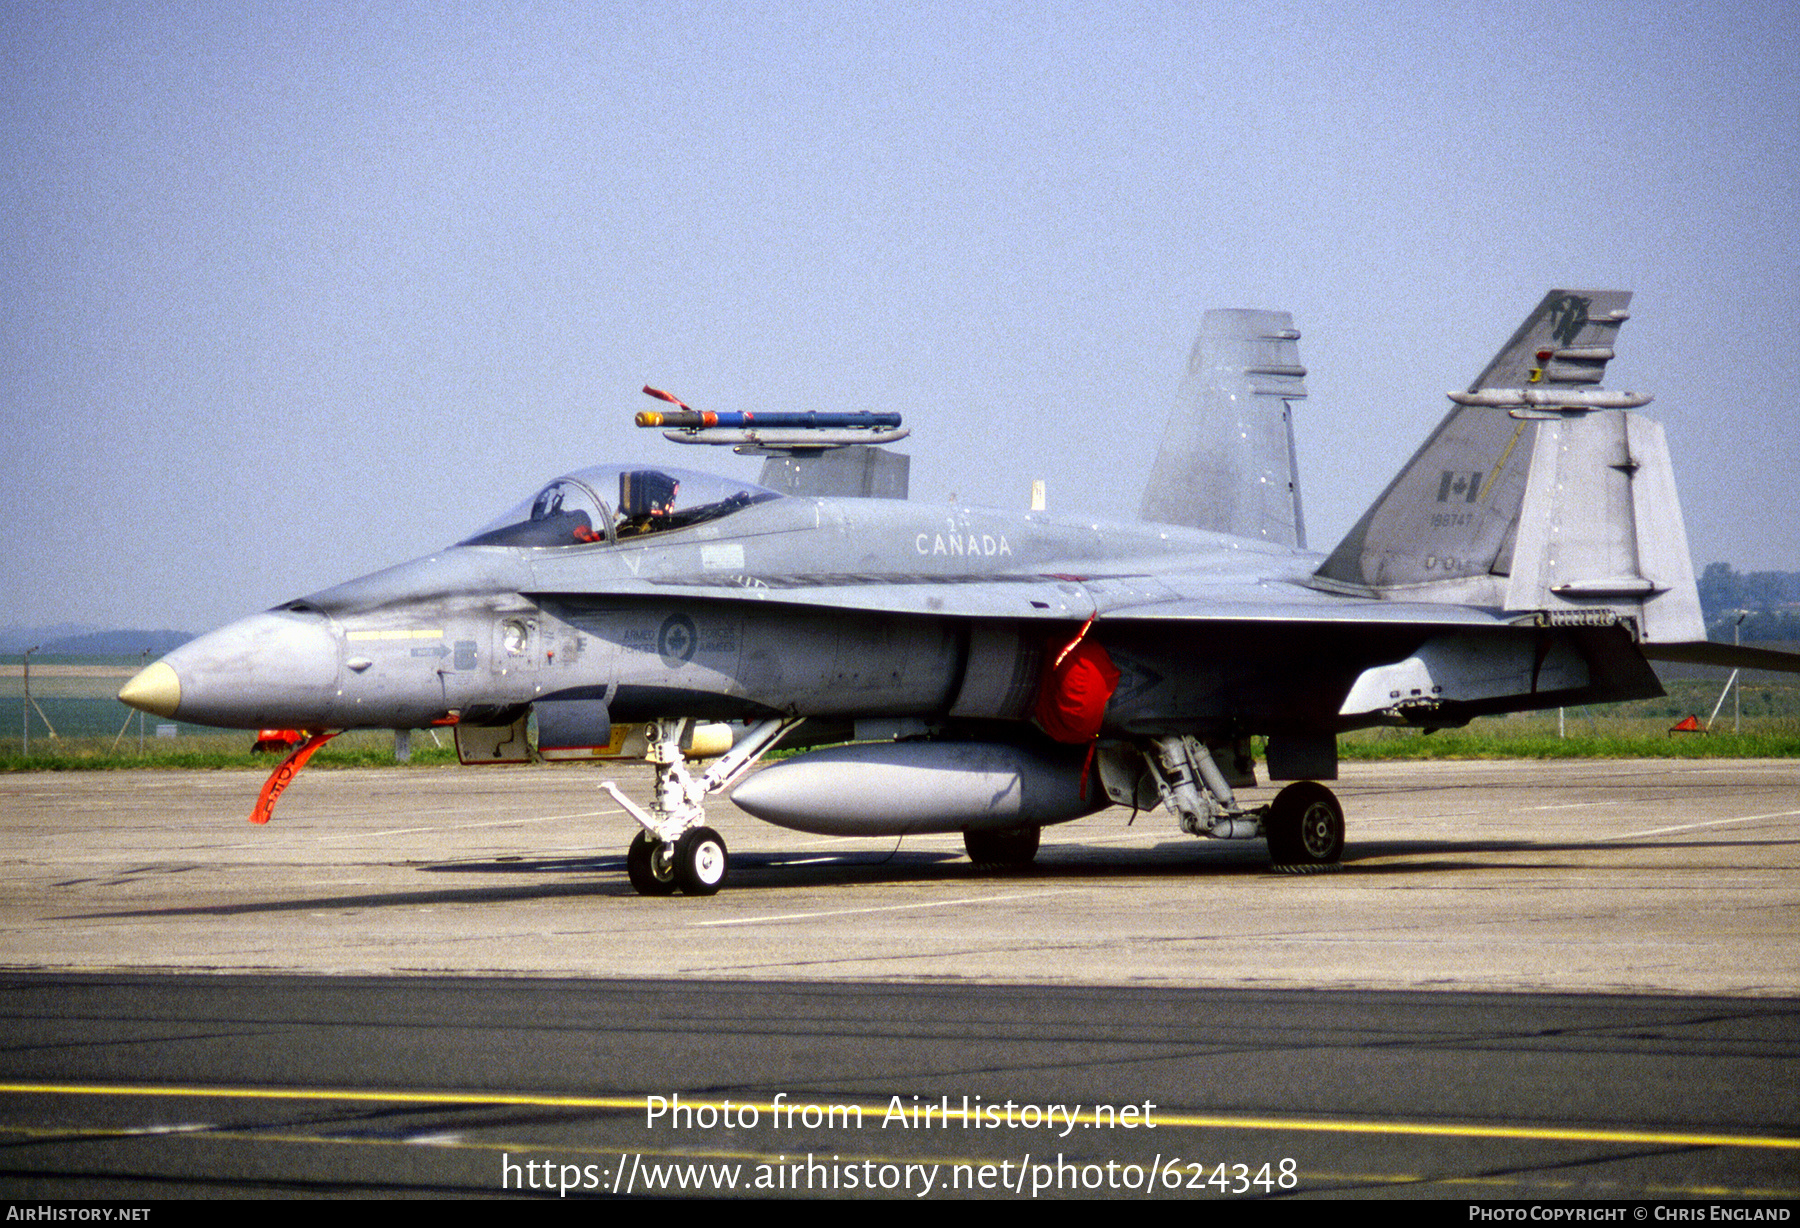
627 831 678 896
1265 781 1345 873
673 826 729 896
963 825 1042 868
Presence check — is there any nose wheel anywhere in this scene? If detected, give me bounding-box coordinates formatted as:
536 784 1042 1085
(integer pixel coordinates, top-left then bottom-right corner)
626 831 678 896
673 827 728 895
626 828 728 897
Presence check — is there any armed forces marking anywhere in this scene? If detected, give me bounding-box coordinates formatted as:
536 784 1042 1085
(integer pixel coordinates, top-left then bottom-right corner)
622 614 740 670
658 614 698 667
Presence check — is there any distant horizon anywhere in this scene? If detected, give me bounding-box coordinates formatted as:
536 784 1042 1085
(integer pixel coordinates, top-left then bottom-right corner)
0 627 194 656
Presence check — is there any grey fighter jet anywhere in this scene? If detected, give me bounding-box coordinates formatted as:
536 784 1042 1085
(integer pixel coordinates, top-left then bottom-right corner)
120 291 1793 896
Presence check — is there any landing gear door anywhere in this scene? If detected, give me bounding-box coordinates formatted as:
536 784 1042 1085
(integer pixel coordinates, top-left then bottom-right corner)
455 714 530 764
1096 742 1161 811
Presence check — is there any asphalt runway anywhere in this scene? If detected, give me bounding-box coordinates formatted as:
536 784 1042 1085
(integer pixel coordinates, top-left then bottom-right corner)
1 758 1796 1198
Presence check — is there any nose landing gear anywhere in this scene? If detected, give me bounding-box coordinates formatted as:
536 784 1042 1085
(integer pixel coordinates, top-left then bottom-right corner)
604 717 798 897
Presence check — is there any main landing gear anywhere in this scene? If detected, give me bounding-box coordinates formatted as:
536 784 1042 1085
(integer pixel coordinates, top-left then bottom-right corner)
963 824 1041 868
1139 735 1344 872
1263 780 1345 871
602 717 799 897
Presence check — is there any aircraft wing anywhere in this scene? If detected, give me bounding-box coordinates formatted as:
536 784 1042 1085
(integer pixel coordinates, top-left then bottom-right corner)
527 571 1517 629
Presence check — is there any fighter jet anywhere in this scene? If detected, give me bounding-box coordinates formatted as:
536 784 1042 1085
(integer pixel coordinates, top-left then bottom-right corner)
119 290 1795 896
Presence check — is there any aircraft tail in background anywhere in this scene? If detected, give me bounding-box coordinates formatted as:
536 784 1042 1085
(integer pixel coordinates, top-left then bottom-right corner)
1140 309 1308 548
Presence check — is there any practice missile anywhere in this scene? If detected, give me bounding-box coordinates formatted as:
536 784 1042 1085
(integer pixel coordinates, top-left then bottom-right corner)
729 740 1108 837
636 409 904 430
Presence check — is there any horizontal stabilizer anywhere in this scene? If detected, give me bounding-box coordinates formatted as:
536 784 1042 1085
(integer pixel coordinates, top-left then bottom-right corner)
1640 641 1800 675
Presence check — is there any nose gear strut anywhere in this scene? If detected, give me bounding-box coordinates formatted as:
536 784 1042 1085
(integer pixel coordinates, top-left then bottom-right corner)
601 716 801 896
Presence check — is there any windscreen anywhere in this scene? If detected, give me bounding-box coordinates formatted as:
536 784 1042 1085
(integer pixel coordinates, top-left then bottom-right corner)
458 465 781 548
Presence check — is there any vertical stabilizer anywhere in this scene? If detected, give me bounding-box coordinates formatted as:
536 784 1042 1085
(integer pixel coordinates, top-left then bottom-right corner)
1315 290 1637 599
1312 289 1703 643
1141 309 1308 546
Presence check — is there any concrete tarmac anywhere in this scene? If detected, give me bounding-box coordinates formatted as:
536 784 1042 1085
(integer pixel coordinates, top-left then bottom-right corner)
2 973 1796 1199
2 758 1795 994
2 758 1796 1198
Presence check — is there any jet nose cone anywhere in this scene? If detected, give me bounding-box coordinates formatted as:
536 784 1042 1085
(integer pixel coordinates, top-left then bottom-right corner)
147 610 341 728
118 660 182 718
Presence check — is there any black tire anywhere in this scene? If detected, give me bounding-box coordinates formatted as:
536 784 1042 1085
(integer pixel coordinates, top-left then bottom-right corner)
627 831 678 896
963 825 1041 868
1265 781 1345 870
673 826 729 896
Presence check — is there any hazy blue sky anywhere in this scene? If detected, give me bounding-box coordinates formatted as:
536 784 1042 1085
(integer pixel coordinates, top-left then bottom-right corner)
4 1 1795 632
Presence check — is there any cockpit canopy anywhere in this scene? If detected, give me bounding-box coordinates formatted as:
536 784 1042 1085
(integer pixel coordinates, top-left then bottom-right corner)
458 464 782 549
